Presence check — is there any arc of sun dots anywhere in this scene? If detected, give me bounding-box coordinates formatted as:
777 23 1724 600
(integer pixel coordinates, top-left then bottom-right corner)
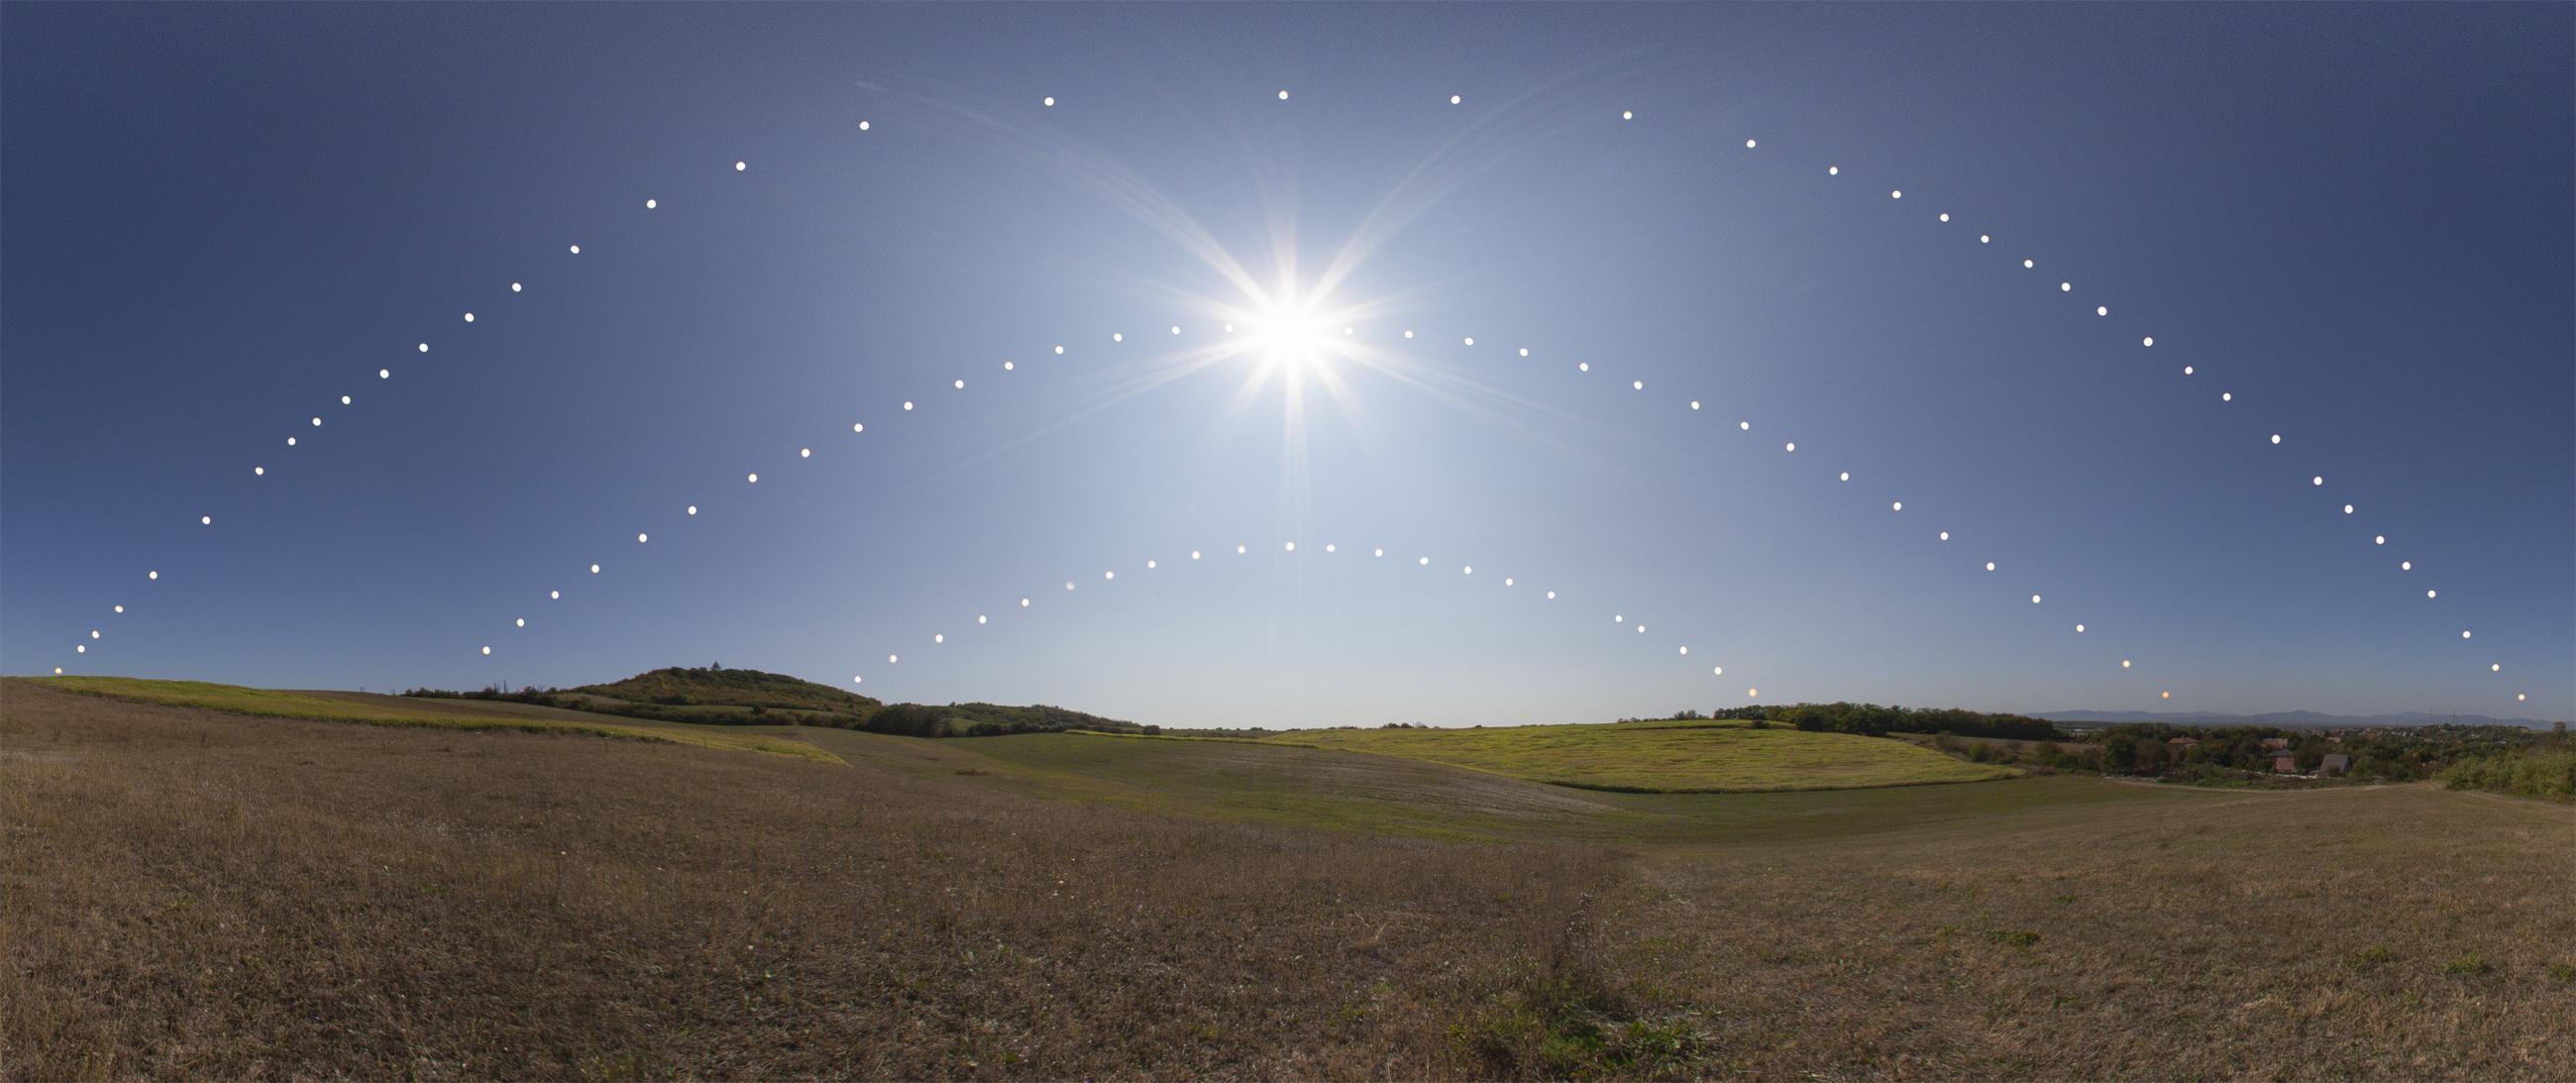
47 89 2533 706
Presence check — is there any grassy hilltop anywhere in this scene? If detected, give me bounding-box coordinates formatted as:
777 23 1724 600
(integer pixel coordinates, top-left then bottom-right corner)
5 677 2571 1079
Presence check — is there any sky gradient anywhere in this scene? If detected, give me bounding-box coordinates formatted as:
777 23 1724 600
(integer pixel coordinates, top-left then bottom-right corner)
5 3 2570 727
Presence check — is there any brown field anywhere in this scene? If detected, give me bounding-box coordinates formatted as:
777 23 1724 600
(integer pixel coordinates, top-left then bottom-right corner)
4 678 2572 1079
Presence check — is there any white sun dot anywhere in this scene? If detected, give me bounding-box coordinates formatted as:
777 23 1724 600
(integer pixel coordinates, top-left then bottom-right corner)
2518 693 2527 702
1740 420 1752 431
1746 139 1757 148
853 676 865 685
340 395 352 405
1372 548 1384 557
1236 544 1247 555
902 401 913 411
2183 366 2195 376
1891 501 1903 511
1170 325 1182 336
52 668 60 675
1053 345 1064 355
113 605 123 613
1103 571 1114 582
2059 282 2071 292
1613 614 1624 623
2032 595 2043 604
1463 336 1475 346
1578 362 1590 372
1520 348 1530 357
2096 305 2108 316
1939 212 1951 222
2076 624 2087 633
511 282 523 292
590 564 600 574
1284 541 1296 552
1890 190 1902 199
1403 330 1414 339
2491 663 2501 672
2462 629 2472 639
734 161 746 171
2312 477 2323 487
1003 361 1014 371
1748 688 1759 698
1192 550 1203 560
1785 443 1796 452
463 312 476 323
858 120 871 131
1546 591 1556 599
934 633 945 643
378 369 389 379
286 437 297 446
568 245 580 254
1042 96 1055 107
2377 536 2387 545
199 515 211 525
1839 471 1850 482
1146 559 1158 570
1065 581 1075 591
2270 434 2282 445
1418 556 1431 566
310 417 322 427
890 654 900 663
2404 560 2415 570
747 473 759 484
1939 531 1950 541
75 645 84 654
1637 625 1647 634
1504 577 1513 586
1325 544 1337 553
417 343 429 353
89 630 100 639
1450 94 1462 105
687 505 698 515
1678 646 1688 655
1828 165 1839 175
2143 337 2156 348
549 590 560 599
2222 391 2234 402
979 614 989 624
645 199 657 210
1462 566 1473 575
1632 380 1644 390
637 533 648 544
1986 562 1996 572
2122 660 2132 669
1020 597 1030 606
254 466 265 476
1112 332 1124 342
481 645 490 656
1279 89 1290 100
1622 110 1634 120
2162 691 2172 700
515 618 525 628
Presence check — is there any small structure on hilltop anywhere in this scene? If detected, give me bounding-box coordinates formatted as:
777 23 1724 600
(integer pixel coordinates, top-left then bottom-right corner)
2318 753 2350 777
2272 754 2299 774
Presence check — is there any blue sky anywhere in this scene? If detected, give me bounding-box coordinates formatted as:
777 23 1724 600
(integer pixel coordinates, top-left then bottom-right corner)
5 3 2568 727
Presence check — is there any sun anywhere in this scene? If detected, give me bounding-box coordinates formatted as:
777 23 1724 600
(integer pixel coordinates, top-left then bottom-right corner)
1238 295 1338 373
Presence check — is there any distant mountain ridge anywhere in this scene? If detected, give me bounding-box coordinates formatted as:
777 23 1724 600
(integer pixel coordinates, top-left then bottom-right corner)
2040 708 2563 729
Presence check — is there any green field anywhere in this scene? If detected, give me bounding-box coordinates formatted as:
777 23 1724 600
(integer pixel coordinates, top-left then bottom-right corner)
34 677 843 764
1261 719 2015 792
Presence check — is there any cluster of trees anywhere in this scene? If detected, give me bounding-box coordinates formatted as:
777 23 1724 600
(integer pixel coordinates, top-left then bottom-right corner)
2441 746 2575 801
2079 722 2556 784
1704 703 2068 741
404 666 1149 739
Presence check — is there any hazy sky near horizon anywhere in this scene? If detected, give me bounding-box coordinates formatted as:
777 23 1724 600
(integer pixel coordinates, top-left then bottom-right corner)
4 3 2569 726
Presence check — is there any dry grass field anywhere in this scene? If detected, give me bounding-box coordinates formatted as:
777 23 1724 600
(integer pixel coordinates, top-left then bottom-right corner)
1265 720 2014 793
5 678 2572 1079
